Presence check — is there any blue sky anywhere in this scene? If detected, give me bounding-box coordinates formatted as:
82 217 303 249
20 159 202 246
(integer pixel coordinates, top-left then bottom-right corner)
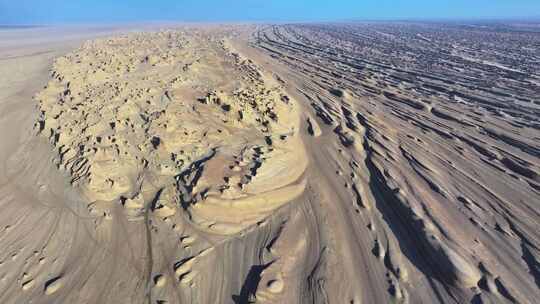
1 0 539 24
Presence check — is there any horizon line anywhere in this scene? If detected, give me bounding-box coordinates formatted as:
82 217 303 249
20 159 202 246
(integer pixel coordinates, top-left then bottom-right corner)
2 15 540 27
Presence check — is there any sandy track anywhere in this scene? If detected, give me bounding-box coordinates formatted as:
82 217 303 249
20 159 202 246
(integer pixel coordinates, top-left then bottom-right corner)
0 22 539 304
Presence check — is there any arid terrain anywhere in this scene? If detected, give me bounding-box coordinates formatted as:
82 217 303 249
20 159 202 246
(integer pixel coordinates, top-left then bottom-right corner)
0 22 539 304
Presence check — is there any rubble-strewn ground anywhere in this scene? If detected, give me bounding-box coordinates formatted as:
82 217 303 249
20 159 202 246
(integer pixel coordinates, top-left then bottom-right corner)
0 22 539 304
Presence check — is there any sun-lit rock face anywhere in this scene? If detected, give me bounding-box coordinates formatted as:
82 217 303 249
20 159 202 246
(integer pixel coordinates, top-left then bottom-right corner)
36 30 307 233
28 28 311 303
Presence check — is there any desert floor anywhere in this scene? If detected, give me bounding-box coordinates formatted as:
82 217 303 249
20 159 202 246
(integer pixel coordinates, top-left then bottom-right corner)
0 23 539 304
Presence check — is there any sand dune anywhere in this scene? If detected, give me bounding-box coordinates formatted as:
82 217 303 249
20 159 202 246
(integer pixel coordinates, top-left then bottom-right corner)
0 22 539 303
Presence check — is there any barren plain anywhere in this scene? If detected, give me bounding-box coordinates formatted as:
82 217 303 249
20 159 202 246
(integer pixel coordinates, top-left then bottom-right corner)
0 22 539 304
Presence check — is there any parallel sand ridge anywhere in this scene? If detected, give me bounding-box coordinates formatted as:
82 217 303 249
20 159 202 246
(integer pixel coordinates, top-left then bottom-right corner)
254 23 540 303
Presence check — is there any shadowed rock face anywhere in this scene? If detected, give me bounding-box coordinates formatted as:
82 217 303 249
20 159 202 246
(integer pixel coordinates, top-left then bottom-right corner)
0 21 539 304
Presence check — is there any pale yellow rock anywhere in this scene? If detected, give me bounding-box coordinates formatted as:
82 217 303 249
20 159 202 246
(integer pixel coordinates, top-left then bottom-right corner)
44 277 64 295
154 275 167 288
22 279 34 291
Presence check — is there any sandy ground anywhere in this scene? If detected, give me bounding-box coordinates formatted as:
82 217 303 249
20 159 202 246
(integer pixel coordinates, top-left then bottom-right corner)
0 23 539 304
0 26 131 303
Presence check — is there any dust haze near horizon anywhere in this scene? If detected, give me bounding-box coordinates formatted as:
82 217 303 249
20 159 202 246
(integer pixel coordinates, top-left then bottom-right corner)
1 0 540 24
